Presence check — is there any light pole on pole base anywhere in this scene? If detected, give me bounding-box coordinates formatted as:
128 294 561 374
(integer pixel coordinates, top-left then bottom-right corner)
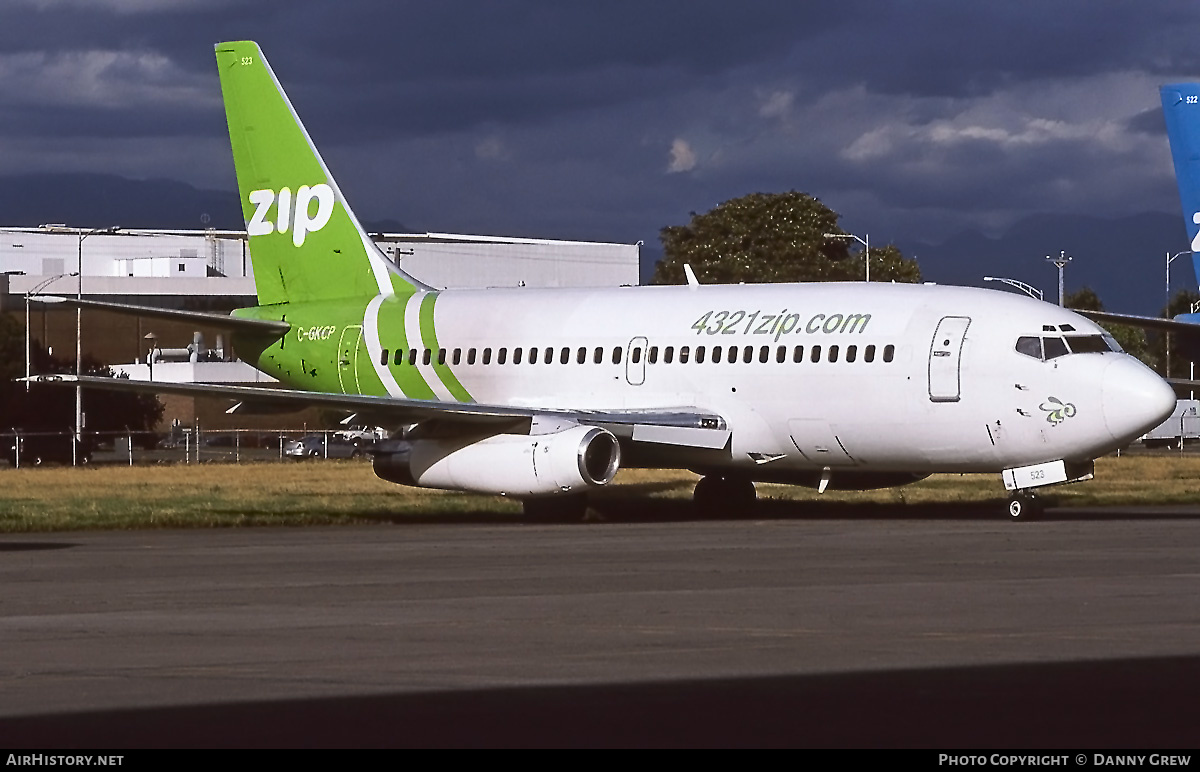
23 272 77 392
74 226 120 466
1166 250 1193 379
145 332 158 382
983 276 1044 301
1045 251 1072 307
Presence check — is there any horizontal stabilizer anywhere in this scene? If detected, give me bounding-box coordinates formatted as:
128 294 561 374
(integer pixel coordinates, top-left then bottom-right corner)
30 296 290 335
1076 309 1200 338
1166 378 1200 390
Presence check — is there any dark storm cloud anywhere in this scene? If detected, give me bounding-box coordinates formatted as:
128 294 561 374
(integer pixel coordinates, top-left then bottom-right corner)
0 103 221 139
2 0 1200 282
1128 106 1167 136
3 2 1192 141
0 1 845 148
796 1 1200 97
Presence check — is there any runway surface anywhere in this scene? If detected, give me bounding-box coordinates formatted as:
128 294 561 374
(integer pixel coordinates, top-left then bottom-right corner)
2 503 1200 747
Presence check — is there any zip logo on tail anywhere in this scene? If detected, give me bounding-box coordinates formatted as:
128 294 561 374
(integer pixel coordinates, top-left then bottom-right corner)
215 40 428 304
247 184 335 246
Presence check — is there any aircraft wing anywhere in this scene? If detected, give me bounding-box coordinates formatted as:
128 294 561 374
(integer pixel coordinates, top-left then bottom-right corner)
30 296 290 336
1076 309 1200 337
1167 378 1200 390
23 375 731 449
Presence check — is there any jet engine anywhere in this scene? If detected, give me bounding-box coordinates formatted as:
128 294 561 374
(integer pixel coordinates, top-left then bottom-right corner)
373 424 621 497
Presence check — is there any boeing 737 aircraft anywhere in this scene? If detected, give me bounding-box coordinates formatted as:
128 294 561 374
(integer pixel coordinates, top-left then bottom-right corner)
26 41 1176 520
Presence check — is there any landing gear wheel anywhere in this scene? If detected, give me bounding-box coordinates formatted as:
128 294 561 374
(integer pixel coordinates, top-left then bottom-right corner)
1007 493 1043 521
694 476 757 517
522 494 589 521
726 477 758 516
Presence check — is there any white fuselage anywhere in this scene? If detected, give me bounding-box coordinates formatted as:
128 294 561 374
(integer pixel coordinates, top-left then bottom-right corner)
342 281 1174 477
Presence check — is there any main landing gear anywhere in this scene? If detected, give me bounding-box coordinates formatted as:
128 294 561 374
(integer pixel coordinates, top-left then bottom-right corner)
521 494 589 521
694 475 757 517
1006 492 1044 521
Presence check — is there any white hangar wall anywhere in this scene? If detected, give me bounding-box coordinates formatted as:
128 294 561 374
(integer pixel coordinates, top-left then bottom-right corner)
0 227 641 309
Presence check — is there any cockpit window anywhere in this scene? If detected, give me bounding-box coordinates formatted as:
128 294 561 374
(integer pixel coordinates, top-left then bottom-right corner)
1016 336 1042 359
1064 335 1109 354
1016 333 1121 361
1043 336 1069 359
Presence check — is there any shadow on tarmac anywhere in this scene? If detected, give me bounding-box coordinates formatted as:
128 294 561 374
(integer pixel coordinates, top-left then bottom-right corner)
328 487 1200 527
0 541 78 552
2 654 1196 748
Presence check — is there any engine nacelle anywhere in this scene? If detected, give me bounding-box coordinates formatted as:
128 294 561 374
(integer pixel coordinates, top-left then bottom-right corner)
373 424 621 497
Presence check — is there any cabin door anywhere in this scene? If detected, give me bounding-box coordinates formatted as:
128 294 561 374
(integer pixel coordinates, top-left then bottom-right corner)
928 316 970 402
337 325 363 394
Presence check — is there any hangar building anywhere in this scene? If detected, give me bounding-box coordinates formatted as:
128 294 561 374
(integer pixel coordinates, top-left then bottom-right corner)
0 226 640 429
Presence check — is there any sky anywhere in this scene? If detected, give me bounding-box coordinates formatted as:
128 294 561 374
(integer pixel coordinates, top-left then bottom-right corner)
1 0 1199 279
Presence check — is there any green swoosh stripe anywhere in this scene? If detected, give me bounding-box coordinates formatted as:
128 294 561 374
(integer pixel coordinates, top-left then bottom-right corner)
420 292 473 403
382 294 435 400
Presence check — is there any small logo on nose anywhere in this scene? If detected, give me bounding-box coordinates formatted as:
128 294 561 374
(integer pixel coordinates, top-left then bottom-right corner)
1040 396 1077 425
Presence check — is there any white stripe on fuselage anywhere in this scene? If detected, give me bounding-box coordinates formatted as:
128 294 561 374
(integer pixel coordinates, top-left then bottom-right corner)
363 294 403 398
405 291 454 401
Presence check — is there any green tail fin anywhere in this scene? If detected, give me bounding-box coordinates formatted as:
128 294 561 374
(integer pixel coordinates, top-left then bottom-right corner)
215 41 426 305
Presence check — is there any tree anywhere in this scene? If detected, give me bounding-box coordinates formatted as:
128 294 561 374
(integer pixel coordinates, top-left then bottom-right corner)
0 314 164 444
0 313 30 434
651 191 920 285
1064 287 1151 366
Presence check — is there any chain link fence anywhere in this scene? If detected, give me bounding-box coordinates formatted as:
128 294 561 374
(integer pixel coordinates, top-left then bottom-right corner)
1 428 378 468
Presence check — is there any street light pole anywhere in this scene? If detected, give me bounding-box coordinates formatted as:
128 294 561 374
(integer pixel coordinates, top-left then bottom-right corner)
1045 251 1072 306
823 232 870 281
74 226 119 466
1191 298 1200 399
145 332 158 382
1166 250 1192 312
1165 250 1192 379
982 276 1044 301
24 273 77 392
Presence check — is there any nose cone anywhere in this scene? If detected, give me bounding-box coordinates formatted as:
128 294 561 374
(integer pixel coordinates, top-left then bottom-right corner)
1101 356 1177 443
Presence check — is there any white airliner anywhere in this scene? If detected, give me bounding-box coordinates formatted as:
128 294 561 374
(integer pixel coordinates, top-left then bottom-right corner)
27 41 1176 520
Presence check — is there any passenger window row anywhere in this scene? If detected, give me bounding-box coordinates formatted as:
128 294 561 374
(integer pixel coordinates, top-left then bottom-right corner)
377 343 896 367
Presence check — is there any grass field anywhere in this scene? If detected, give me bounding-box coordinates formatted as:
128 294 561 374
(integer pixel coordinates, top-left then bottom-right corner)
1 455 1199 532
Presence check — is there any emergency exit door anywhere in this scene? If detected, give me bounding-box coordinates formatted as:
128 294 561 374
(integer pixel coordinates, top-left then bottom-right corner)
928 316 970 402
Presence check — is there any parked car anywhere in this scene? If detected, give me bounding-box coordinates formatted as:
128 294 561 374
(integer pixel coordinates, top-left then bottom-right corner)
283 434 367 460
333 425 385 445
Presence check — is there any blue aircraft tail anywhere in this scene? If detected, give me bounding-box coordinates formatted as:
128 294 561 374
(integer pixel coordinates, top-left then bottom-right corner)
1161 83 1200 286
